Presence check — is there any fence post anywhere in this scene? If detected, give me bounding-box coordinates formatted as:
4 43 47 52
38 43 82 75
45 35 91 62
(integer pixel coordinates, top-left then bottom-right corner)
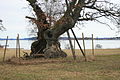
92 34 95 60
82 33 86 55
17 34 21 64
16 35 18 57
74 39 75 50
3 36 8 62
16 34 21 63
17 34 20 58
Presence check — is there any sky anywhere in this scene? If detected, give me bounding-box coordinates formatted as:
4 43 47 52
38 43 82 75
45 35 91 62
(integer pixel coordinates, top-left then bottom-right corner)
0 0 120 38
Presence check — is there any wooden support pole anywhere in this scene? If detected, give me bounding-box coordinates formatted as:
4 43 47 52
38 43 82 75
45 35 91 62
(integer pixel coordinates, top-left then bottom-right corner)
67 31 76 60
71 29 87 61
92 34 95 59
82 33 86 55
16 34 21 63
16 36 18 57
74 39 76 54
74 39 75 50
16 34 21 58
17 34 20 58
3 36 8 62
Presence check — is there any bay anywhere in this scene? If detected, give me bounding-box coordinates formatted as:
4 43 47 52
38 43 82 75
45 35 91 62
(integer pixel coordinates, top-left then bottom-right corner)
0 40 120 50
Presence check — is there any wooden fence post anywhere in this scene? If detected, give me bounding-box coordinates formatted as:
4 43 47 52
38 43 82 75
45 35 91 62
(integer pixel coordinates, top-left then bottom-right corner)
67 31 76 60
3 36 8 62
17 34 21 64
16 34 21 63
92 34 95 60
17 34 21 58
74 39 75 50
82 33 86 55
16 36 18 57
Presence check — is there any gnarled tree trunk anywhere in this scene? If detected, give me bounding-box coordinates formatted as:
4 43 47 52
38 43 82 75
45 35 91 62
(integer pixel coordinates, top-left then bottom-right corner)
24 0 120 59
26 0 85 58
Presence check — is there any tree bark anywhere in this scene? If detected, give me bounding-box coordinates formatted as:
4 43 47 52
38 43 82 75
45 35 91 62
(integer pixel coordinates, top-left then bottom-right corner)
30 15 74 58
42 15 74 58
26 0 84 58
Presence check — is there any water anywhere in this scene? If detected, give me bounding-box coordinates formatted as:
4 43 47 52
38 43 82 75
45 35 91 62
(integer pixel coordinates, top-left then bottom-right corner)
0 40 120 50
60 40 120 49
0 40 34 50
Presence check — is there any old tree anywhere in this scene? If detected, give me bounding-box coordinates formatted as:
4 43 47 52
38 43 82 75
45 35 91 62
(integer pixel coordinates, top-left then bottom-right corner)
25 0 120 58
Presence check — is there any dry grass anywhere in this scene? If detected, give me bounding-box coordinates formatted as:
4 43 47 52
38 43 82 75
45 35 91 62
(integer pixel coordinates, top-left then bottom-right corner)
64 49 120 56
0 48 120 62
0 48 30 61
0 48 120 80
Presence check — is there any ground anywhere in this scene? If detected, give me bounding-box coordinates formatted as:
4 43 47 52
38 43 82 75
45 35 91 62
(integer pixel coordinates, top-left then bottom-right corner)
0 48 120 80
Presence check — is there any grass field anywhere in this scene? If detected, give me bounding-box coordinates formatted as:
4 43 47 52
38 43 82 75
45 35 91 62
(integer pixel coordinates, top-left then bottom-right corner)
0 48 120 80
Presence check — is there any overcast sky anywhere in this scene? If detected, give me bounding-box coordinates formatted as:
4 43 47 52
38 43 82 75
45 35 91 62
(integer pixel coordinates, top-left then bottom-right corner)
0 0 120 38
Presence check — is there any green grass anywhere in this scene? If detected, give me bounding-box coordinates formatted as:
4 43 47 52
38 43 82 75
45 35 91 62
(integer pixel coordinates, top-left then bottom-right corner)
0 54 120 80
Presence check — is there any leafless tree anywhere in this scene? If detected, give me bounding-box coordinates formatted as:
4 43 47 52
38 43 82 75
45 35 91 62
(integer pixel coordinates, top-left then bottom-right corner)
25 0 120 58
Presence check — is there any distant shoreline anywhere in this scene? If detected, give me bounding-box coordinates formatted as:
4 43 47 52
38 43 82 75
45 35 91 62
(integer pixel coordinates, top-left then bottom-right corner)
0 37 120 40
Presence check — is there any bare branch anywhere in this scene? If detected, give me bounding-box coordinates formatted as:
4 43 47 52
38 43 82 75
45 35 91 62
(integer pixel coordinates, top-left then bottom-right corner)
0 19 2 22
78 18 94 21
90 0 97 7
26 0 47 21
72 0 85 21
85 0 92 4
26 16 49 29
95 19 114 30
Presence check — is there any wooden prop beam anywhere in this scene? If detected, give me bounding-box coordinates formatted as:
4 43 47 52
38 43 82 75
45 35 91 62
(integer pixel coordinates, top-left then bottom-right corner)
92 34 95 60
82 33 86 55
17 34 21 58
67 31 76 60
16 34 21 63
16 36 18 57
70 29 87 61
